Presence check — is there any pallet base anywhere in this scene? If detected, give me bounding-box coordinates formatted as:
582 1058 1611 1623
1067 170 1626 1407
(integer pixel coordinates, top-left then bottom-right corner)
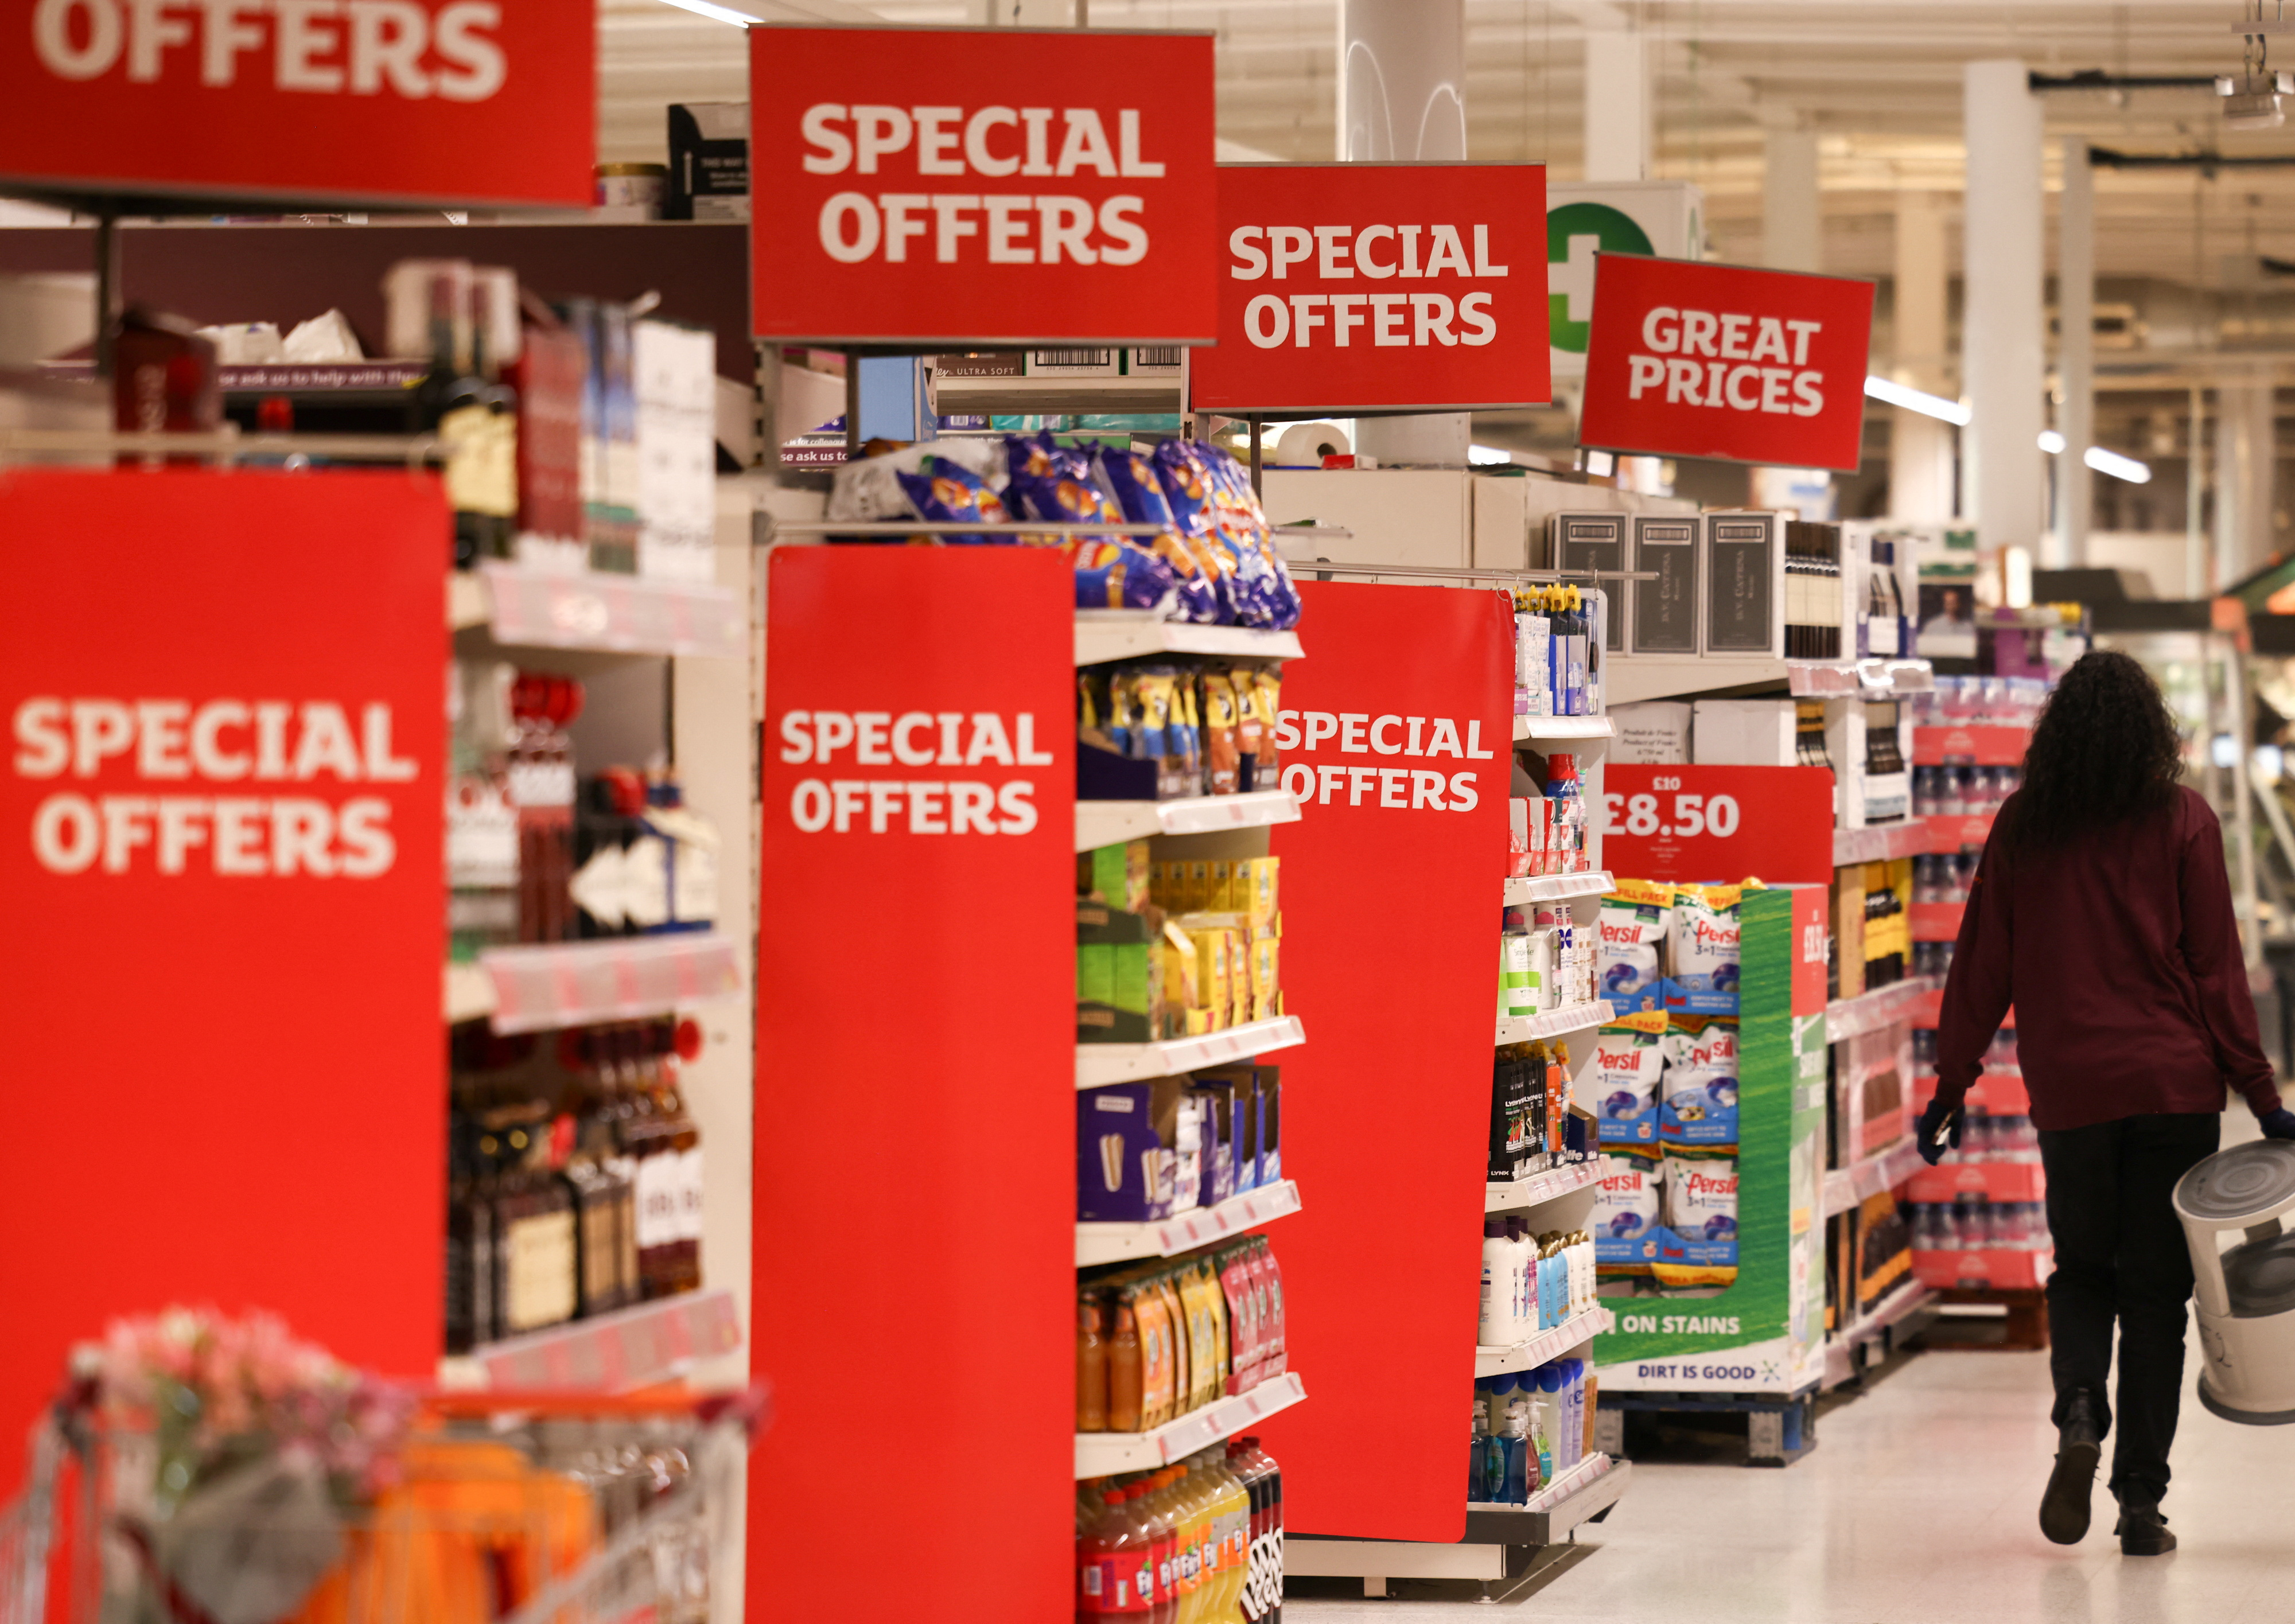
1913 1288 2049 1351
1594 1386 1819 1467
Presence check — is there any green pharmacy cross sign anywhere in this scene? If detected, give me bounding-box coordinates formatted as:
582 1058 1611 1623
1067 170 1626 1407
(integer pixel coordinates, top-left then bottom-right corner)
1547 201 1654 357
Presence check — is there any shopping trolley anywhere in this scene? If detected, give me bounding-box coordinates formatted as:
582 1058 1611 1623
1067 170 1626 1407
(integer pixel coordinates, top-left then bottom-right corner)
2 1381 770 1624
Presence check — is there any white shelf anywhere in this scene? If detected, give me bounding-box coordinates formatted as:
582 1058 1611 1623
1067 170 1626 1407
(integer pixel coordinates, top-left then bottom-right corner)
1512 715 1613 742
1463 1454 1629 1545
444 961 496 1025
1475 1306 1615 1378
457 1287 742 1392
478 932 745 1035
1833 820 1932 866
1075 1371 1307 1478
1496 1002 1609 1047
1487 1158 1601 1214
1822 1283 1935 1390
1606 657 1784 707
1077 1014 1306 1089
1503 870 1613 907
1788 658 1934 698
1824 976 1938 1042
1074 612 1304 667
452 561 746 659
1077 789 1301 851
1822 1140 1928 1218
1077 1180 1302 1268
939 374 1183 414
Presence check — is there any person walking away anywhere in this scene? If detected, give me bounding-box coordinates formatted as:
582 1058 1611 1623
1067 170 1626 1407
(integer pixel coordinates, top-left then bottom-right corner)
1916 651 2295 1556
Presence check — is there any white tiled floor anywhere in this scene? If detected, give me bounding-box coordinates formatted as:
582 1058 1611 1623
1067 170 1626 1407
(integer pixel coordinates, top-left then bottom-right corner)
1289 1325 2293 1622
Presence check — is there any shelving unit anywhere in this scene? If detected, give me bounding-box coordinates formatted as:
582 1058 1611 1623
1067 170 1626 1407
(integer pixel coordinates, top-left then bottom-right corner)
1822 1281 1937 1391
1607 656 1934 708
1832 821 1931 866
938 374 1183 416
1075 1014 1306 1089
1076 1179 1302 1267
1462 1455 1631 1545
450 560 747 660
1824 976 1939 1043
475 932 746 1035
1073 611 1305 667
1495 1002 1611 1047
1823 1142 1928 1219
452 1287 744 1392
1073 1371 1309 1478
1909 902 1966 943
1487 1158 1601 1214
1503 870 1615 906
1924 812 1996 850
1514 715 1614 742
1475 1306 1617 1378
1075 789 1301 852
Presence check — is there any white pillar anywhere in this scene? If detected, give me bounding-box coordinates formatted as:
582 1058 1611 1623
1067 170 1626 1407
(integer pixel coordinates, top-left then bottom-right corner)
2215 379 2275 590
1582 28 1650 182
2054 138 2094 568
1340 0 1471 466
1763 127 1821 273
1891 190 1955 521
1961 59 2048 554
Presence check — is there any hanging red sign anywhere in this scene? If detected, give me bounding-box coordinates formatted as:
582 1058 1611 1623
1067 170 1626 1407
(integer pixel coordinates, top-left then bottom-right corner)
752 547 1074 1624
1600 764 1836 887
1578 254 1876 474
1189 163 1550 415
0 468 445 1485
1255 581 1512 1541
748 24 1218 347
0 0 593 209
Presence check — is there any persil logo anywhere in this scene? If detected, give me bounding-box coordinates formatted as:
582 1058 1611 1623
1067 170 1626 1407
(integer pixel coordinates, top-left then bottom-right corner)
31 0 507 100
1691 919 1738 947
1682 1170 1737 1199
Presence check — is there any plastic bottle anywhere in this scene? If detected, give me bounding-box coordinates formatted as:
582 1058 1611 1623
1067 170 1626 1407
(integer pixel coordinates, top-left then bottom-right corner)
1166 1466 1209 1624
1081 1487 1147 1619
1480 1218 1514 1346
1504 1218 1534 1335
1526 1368 1556 1489
1126 1481 1172 1624
1227 1437 1282 1624
1201 1449 1253 1624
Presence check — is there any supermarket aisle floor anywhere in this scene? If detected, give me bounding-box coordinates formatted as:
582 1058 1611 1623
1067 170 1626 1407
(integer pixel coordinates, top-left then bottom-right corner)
1287 1343 2294 1623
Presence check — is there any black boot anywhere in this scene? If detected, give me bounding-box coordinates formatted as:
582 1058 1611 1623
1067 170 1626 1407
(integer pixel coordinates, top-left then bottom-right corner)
2039 1389 2103 1544
2115 1499 2176 1556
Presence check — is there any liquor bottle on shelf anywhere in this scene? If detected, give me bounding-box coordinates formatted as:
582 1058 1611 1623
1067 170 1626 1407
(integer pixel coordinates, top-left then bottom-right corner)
494 1119 578 1339
448 660 520 963
402 261 492 568
509 672 582 944
445 1113 500 1355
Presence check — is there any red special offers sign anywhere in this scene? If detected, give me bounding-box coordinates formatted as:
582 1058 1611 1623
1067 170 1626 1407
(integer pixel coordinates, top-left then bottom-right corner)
1191 163 1550 414
1578 254 1876 474
1 0 593 208
749 24 1217 346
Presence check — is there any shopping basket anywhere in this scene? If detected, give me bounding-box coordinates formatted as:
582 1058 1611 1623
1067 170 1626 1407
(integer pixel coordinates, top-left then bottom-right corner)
2 1382 771 1624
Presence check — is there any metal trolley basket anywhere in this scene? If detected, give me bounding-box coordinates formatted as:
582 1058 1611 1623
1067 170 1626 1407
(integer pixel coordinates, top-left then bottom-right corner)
3 1384 769 1624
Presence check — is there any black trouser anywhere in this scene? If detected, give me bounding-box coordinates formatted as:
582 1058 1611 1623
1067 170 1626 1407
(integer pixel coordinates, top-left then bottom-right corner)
2037 1112 2220 1507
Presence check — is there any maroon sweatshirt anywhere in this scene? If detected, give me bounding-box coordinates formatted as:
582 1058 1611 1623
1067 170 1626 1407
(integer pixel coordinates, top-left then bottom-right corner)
1934 785 2280 1131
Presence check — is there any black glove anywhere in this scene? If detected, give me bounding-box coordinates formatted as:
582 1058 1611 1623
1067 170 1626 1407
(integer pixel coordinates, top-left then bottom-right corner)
2261 1107 2295 1141
1916 1098 1962 1166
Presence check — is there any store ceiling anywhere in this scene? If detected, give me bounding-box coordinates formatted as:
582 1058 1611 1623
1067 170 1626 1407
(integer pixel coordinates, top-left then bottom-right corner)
602 0 2295 295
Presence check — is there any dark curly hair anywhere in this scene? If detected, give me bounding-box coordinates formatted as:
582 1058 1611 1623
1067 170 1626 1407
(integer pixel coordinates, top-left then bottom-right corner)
2006 649 2183 852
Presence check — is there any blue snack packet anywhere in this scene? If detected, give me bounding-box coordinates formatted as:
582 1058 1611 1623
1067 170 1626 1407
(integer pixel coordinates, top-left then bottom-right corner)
1008 469 1125 531
1067 539 1179 612
895 455 1013 533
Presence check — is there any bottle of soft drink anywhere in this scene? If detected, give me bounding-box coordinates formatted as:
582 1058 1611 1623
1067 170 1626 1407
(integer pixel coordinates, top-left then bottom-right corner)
1227 1438 1282 1624
1080 1486 1150 1620
1135 1477 1178 1624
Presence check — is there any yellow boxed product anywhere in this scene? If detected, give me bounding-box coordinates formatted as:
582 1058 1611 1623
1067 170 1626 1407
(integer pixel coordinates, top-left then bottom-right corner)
1182 1006 1215 1037
1196 929 1233 1030
1234 856 1279 923
1161 920 1200 1035
1208 859 1233 912
1249 935 1279 1021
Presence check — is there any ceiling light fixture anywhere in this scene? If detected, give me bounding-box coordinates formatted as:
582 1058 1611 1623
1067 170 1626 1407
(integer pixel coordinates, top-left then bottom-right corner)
2222 4 2292 129
1863 376 1972 426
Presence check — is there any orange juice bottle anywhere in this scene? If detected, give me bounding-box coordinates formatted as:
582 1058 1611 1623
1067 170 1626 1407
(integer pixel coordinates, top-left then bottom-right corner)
1169 1464 1209 1624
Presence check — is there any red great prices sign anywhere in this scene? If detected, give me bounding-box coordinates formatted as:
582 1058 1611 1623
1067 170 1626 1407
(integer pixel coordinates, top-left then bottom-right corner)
0 0 593 208
1578 254 1876 474
1191 163 1549 415
749 24 1217 347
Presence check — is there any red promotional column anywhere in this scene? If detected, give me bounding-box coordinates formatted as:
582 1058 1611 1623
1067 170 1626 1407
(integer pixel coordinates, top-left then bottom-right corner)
751 547 1074 1624
0 468 446 1474
1256 581 1514 1539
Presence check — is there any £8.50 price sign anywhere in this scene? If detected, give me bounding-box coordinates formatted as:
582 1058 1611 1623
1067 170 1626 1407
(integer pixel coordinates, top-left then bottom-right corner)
1599 764 1833 886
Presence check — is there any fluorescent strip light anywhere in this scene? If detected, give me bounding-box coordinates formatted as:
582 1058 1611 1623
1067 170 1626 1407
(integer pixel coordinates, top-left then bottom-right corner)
1864 375 1971 426
2038 430 2066 454
656 0 761 24
2084 445 2153 484
1469 445 1516 465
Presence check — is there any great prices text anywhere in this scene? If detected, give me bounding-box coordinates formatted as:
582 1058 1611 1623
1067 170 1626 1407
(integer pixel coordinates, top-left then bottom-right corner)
30 0 508 99
1228 223 1510 349
1621 306 1828 418
799 103 1165 267
1272 710 1498 812
776 707 1056 835
12 696 418 877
